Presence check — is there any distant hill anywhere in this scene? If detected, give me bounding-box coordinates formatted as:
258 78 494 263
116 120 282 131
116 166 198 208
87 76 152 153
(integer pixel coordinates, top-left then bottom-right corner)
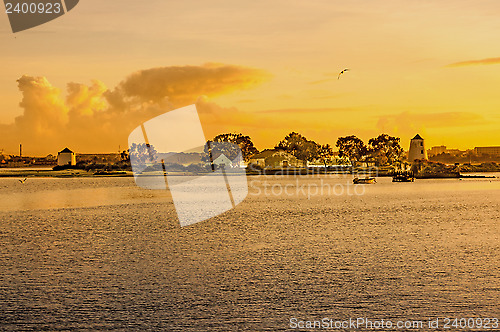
158 152 203 165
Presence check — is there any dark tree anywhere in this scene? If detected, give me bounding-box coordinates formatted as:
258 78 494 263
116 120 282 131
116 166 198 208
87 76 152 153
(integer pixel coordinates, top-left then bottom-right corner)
204 140 241 163
368 134 404 166
209 133 259 162
336 135 368 166
120 149 129 161
275 132 320 163
317 144 335 168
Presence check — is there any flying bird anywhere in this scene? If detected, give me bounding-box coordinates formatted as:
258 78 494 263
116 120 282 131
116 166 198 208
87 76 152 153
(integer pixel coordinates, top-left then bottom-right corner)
19 178 27 184
338 68 349 79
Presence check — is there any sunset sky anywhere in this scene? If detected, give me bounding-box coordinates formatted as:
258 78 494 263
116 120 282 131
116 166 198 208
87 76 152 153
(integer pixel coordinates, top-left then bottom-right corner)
1 0 500 156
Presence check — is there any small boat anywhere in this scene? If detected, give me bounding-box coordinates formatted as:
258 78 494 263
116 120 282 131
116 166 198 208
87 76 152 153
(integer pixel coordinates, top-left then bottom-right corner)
392 171 415 182
459 174 496 179
353 177 376 184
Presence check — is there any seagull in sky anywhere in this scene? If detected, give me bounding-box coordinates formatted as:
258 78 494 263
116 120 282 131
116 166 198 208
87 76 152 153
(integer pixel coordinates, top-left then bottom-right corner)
338 68 349 79
19 178 27 184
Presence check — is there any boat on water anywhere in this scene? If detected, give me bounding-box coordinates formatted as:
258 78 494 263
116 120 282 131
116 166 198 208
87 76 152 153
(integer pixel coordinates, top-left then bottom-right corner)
459 174 496 179
392 171 415 182
353 177 376 184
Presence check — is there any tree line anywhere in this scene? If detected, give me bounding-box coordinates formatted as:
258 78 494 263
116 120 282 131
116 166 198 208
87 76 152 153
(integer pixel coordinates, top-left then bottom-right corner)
128 132 405 168
207 132 404 167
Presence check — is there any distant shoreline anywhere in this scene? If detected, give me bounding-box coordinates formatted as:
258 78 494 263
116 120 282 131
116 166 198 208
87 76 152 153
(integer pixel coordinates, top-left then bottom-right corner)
0 168 498 179
0 169 134 178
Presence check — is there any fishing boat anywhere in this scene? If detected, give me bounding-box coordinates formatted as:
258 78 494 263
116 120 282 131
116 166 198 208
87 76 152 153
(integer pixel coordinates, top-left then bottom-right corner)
392 171 415 182
353 177 376 184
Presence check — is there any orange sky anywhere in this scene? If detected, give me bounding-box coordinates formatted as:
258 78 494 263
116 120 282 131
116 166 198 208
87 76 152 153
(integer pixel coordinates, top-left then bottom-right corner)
1 0 500 155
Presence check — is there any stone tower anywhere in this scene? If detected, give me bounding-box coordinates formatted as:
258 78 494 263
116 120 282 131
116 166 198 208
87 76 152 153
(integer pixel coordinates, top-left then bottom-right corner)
408 134 427 161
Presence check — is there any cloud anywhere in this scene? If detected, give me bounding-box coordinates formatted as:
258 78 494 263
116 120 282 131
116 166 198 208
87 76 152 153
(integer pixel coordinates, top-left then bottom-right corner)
14 76 68 136
1 64 270 155
257 107 354 114
446 57 500 67
66 80 108 117
376 111 485 135
195 99 372 150
115 63 271 106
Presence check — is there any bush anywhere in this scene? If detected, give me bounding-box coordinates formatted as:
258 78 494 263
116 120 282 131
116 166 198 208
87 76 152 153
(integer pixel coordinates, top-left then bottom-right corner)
186 163 210 173
52 164 84 171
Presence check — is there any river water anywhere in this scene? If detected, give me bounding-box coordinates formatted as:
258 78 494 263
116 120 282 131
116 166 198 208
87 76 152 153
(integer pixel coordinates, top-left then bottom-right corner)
0 175 498 330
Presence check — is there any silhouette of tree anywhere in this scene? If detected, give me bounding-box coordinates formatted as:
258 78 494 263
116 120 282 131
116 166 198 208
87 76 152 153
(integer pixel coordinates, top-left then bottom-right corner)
120 149 129 161
204 141 240 165
206 133 259 162
368 134 404 166
336 135 368 166
317 144 335 168
275 132 320 163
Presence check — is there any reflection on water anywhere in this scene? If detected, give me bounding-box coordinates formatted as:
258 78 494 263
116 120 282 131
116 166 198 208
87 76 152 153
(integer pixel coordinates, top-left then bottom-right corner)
1 174 499 212
0 174 498 330
0 177 171 211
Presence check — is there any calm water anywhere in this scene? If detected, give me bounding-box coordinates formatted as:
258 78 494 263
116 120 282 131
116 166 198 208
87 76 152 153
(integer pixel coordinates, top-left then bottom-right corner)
0 175 499 330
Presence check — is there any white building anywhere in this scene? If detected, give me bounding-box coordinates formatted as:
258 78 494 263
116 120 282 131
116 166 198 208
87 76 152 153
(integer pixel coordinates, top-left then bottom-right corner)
57 147 76 166
408 134 428 161
428 145 447 156
213 153 232 168
248 149 304 168
474 146 500 156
